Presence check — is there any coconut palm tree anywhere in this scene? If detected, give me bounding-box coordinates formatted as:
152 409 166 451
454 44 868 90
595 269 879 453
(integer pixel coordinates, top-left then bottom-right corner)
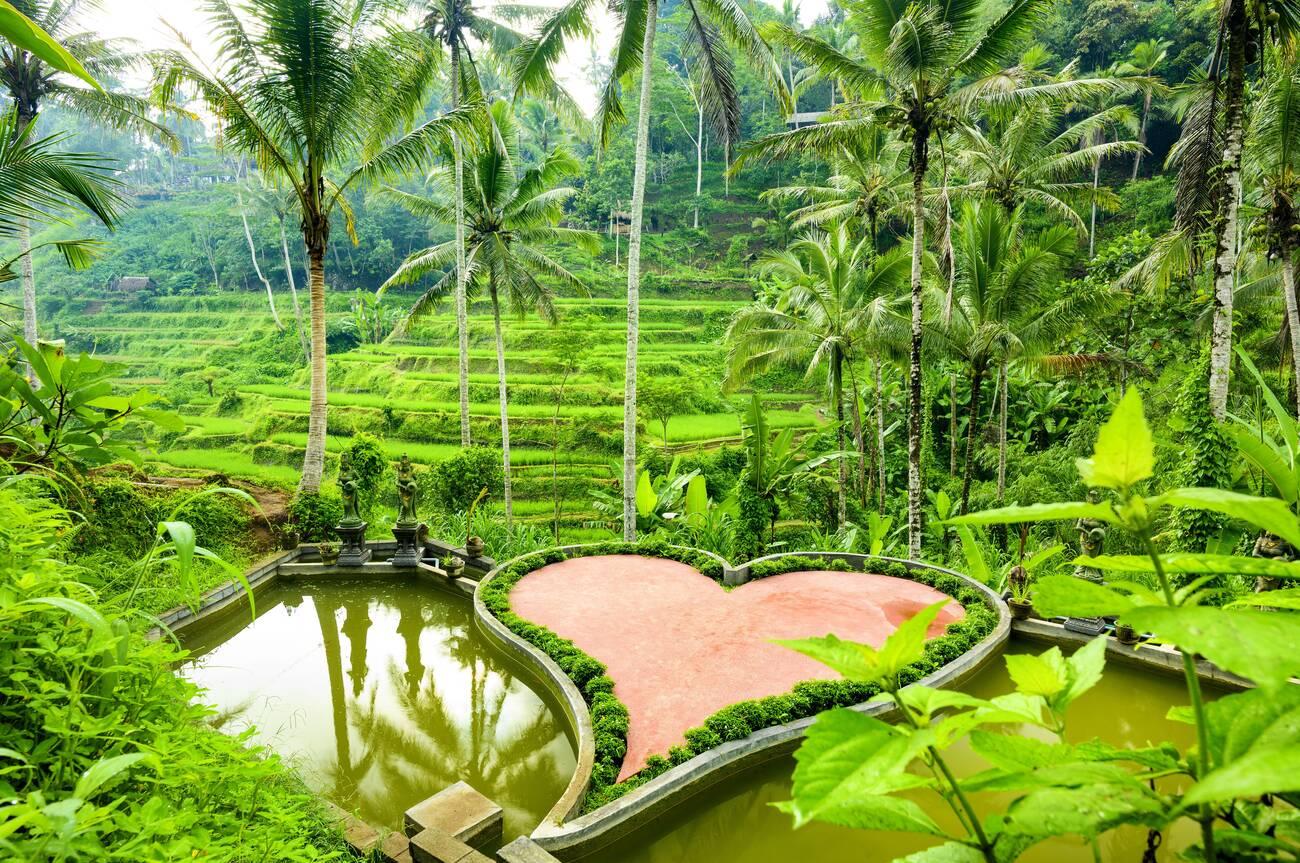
1246 51 1300 416
0 0 177 352
418 0 532 449
1116 39 1171 180
380 101 598 526
743 0 1114 557
930 203 1109 511
512 0 787 541
157 0 475 494
725 225 909 525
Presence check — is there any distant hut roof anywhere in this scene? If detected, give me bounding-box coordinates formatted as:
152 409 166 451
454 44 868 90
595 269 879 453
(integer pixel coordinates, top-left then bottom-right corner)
116 276 153 291
786 111 828 127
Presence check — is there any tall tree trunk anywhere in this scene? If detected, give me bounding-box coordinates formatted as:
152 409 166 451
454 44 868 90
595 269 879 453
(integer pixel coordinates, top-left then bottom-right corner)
280 217 310 359
907 133 929 558
452 48 472 447
300 242 329 493
14 109 36 382
1089 149 1101 258
847 365 867 507
875 360 887 512
996 360 1008 502
959 364 985 515
949 376 958 475
832 350 847 529
1282 244 1300 420
1208 1 1248 421
694 101 703 229
239 191 284 331
491 289 514 528
1131 91 1151 180
622 0 658 541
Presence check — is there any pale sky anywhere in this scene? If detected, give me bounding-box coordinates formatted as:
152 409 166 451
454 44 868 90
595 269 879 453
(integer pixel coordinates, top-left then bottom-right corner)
84 0 828 116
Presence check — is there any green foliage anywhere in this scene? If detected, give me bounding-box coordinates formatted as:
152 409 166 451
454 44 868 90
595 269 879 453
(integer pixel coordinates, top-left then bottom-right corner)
289 491 343 542
342 431 387 515
1168 353 1235 553
427 446 504 513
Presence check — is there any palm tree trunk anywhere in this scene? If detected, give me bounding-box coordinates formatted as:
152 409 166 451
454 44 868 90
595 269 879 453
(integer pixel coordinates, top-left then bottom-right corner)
1208 1 1248 421
491 289 514 528
239 192 284 331
1089 151 1101 258
280 217 310 359
622 0 658 542
19 218 36 359
949 376 958 475
300 243 329 493
1131 91 1151 180
833 350 847 529
996 360 1008 502
907 136 928 558
875 360 887 512
847 365 867 507
959 364 985 515
1282 244 1300 420
694 102 703 229
452 48 472 447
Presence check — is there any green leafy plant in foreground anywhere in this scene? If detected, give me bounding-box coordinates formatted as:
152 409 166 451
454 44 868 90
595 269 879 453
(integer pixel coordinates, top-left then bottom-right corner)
782 388 1300 862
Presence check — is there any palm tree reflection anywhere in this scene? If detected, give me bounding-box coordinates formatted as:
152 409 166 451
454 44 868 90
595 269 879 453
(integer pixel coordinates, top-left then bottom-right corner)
307 584 574 836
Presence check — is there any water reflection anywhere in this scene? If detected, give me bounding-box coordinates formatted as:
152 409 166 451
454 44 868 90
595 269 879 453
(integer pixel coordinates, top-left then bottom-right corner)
181 579 575 838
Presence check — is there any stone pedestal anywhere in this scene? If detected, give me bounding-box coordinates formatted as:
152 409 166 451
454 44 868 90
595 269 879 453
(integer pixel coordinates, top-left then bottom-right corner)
391 523 421 568
1063 616 1107 636
335 522 371 566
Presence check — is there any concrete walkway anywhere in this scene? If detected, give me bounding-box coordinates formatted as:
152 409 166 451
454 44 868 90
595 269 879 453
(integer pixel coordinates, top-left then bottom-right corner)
510 555 964 780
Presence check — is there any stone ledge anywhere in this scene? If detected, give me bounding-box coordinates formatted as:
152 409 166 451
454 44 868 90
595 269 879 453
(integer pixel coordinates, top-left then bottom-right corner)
405 781 503 848
496 837 563 862
409 827 491 863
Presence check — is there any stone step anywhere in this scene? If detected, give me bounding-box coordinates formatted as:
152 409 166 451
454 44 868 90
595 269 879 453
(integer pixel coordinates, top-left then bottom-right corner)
409 827 492 863
404 781 503 848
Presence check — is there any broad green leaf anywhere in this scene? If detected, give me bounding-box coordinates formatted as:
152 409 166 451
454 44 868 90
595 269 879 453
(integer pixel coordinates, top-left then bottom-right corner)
1202 686 1300 765
897 686 989 723
1075 389 1153 490
684 475 708 520
1002 782 1167 838
135 407 186 433
1226 424 1299 505
897 842 985 863
1060 636 1107 709
635 470 657 518
1004 650 1067 698
777 633 881 682
1120 605 1300 688
1032 575 1135 618
969 731 1076 772
74 753 148 799
876 601 950 679
84 395 130 413
19 597 110 639
955 525 992 585
1228 588 1300 610
962 761 1138 794
1155 488 1300 551
946 500 1116 527
0 2 100 89
1182 747 1300 806
784 709 938 831
1082 553 1300 580
160 521 196 579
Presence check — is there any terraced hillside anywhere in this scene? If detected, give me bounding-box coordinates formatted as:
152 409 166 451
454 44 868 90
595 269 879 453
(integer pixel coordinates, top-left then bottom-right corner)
50 278 824 541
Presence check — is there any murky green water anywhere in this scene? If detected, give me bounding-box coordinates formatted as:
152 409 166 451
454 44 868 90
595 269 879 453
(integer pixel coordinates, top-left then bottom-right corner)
585 642 1213 863
180 578 576 839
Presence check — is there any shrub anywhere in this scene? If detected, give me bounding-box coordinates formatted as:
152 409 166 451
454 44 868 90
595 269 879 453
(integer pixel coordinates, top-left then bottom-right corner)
428 446 504 512
289 491 343 541
343 431 387 516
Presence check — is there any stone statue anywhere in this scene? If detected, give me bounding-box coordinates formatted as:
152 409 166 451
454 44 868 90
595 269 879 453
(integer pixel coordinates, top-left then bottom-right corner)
1073 488 1106 583
1252 531 1294 595
339 451 363 527
396 454 418 526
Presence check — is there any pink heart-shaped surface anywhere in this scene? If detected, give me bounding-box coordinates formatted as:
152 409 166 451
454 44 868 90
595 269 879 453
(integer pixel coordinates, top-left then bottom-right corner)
509 555 965 780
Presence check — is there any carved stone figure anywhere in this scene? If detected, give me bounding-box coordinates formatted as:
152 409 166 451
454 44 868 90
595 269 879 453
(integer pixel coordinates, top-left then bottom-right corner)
1251 531 1295 594
339 451 362 527
1073 488 1106 583
396 454 419 526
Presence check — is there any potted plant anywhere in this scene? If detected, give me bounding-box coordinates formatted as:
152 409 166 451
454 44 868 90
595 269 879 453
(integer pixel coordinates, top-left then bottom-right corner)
464 487 488 558
442 554 465 578
1006 564 1033 620
278 525 300 551
318 540 340 565
1115 621 1139 645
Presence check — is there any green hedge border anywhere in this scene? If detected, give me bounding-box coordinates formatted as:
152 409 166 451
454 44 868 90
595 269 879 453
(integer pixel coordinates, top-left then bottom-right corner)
479 545 997 814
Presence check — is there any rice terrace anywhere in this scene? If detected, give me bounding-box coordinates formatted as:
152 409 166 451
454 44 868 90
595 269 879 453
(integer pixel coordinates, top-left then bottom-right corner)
2 0 1299 861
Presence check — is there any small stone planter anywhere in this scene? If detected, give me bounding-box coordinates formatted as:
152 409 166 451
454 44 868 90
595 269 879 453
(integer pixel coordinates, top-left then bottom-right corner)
443 556 466 579
1115 623 1139 645
318 542 340 565
465 536 485 559
1008 598 1033 620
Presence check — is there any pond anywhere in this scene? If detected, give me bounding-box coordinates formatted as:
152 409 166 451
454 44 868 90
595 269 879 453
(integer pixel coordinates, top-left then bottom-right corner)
585 641 1212 863
180 578 576 840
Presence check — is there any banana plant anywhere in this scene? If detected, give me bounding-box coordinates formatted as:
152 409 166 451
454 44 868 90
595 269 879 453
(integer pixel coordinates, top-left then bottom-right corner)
1229 346 1299 515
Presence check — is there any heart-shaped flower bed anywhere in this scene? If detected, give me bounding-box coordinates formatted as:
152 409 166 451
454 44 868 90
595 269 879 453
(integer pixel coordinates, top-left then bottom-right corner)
510 555 966 781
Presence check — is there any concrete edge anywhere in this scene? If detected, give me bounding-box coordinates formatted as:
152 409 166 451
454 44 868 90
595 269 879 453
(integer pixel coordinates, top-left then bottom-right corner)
472 548 1010 860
